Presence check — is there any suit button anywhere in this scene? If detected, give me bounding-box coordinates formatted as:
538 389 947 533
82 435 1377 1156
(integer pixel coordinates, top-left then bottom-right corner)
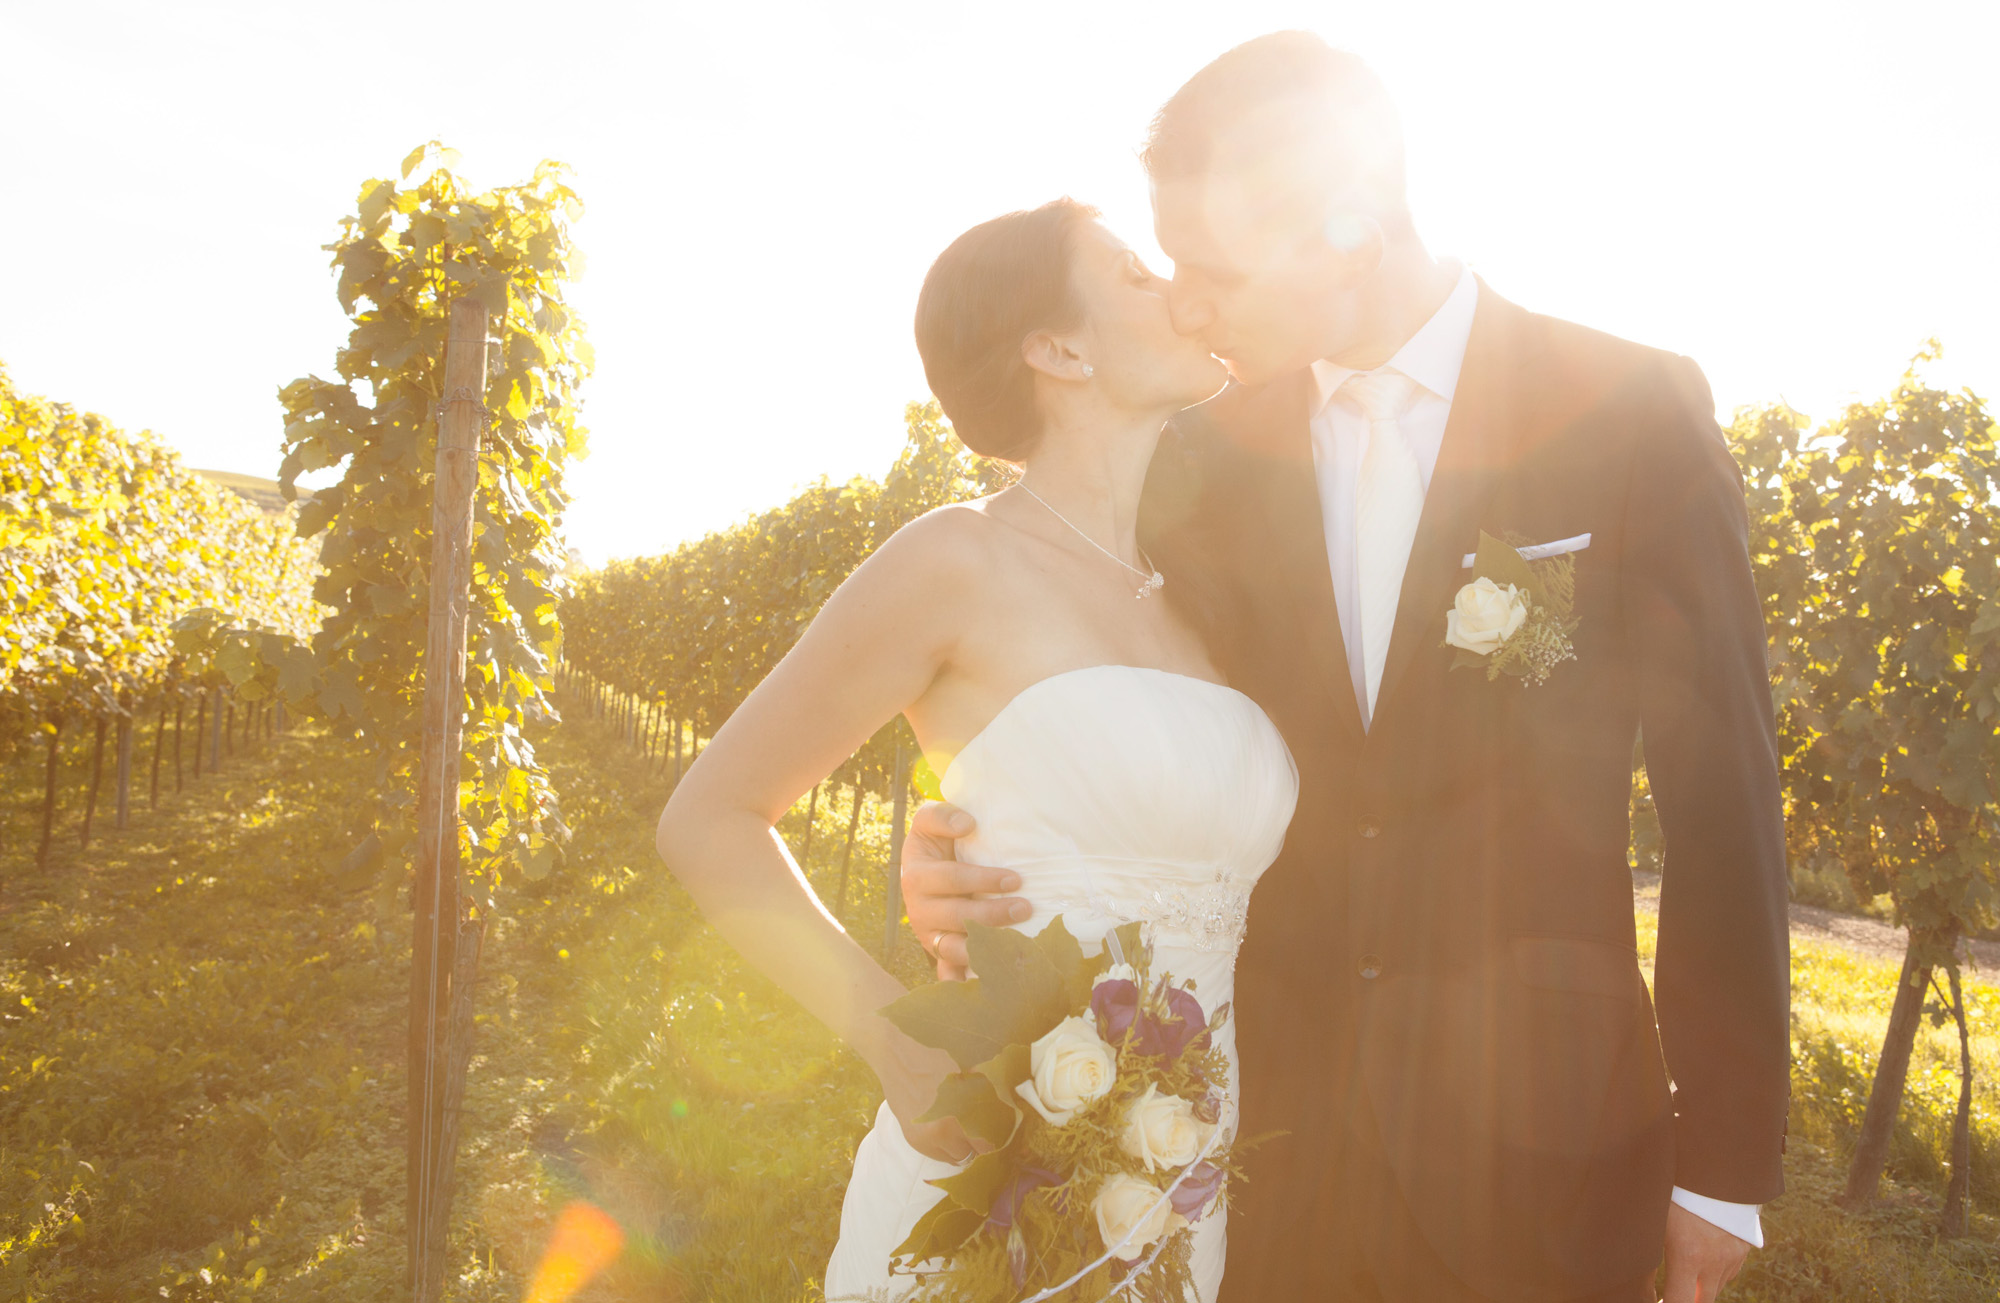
1358 954 1384 980
1358 820 1382 840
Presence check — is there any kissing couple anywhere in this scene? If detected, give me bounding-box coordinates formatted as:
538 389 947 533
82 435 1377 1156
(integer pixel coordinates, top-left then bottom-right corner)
657 31 1789 1303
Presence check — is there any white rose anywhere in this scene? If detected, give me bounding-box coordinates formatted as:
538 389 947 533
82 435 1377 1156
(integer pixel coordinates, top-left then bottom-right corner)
1092 1172 1185 1261
1444 576 1530 656
1014 1015 1117 1126
1118 1082 1215 1173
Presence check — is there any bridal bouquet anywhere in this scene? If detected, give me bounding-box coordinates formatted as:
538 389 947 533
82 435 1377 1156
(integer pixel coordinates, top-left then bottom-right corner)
881 918 1236 1302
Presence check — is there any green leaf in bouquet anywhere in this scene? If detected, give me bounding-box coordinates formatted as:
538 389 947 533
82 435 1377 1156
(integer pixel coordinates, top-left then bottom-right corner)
933 1145 1017 1216
891 1145 1020 1265
1027 913 1097 1012
965 921 1074 1046
884 918 1102 1074
919 1072 1021 1150
892 1200 985 1267
881 978 1013 1070
1450 646 1490 672
974 1041 1032 1105
1473 530 1541 603
1031 913 1087 978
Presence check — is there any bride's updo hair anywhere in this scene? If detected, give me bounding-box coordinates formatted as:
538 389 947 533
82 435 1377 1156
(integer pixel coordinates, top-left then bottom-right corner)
914 198 1100 462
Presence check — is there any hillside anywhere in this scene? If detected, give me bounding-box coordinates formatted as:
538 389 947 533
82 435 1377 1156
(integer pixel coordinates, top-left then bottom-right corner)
190 467 310 514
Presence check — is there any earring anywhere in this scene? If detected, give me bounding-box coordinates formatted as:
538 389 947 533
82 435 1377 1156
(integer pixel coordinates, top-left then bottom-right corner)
1081 363 1095 378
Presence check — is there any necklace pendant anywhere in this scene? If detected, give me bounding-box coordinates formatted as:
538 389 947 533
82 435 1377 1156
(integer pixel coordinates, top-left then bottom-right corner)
1136 570 1165 599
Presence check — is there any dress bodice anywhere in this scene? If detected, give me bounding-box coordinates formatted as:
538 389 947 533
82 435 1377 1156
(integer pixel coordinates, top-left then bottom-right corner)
937 665 1299 986
827 665 1297 1303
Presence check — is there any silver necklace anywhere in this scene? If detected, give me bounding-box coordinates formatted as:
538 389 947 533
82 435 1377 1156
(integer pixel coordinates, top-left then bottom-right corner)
1016 482 1165 599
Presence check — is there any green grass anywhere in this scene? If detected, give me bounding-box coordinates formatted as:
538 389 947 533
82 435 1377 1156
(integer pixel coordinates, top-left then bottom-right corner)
1636 914 2000 1300
1 703 1993 1300
0 702 922 1301
0 722 406 1301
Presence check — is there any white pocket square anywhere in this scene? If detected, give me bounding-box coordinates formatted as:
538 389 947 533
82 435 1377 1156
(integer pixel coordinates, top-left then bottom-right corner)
1461 533 1592 569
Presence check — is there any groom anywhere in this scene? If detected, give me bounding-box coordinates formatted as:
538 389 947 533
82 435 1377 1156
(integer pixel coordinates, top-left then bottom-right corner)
904 32 1789 1303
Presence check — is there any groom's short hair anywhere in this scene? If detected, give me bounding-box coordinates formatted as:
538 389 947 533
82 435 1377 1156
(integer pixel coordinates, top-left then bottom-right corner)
1142 32 1409 233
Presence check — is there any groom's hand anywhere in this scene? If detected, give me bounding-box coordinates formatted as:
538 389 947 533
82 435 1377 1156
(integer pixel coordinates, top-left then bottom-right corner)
902 801 1030 980
1661 1202 1751 1303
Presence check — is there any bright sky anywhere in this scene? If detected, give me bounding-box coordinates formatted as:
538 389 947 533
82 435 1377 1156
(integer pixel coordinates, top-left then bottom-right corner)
3 1 1994 566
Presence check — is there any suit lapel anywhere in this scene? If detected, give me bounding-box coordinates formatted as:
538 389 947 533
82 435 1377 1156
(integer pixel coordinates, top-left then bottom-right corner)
1369 284 1525 735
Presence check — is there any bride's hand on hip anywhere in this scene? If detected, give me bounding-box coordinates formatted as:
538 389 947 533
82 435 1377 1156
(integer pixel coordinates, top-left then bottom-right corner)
903 801 1032 980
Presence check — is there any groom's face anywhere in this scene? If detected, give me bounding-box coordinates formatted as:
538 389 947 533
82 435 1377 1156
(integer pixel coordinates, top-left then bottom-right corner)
1152 170 1372 389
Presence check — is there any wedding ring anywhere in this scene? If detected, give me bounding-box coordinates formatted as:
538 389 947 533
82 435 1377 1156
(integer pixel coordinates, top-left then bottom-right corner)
931 931 948 955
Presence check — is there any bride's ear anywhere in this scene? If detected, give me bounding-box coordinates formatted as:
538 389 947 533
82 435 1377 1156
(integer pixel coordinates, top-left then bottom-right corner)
1021 329 1092 383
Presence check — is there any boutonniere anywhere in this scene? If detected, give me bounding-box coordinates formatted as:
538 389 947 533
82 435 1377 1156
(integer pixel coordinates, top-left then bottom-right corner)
1442 530 1580 686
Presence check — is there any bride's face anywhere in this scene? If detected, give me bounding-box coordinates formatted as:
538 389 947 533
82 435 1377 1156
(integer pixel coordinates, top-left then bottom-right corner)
1066 222 1229 412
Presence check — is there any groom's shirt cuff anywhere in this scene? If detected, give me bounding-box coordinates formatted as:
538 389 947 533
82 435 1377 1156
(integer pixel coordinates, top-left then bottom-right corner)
1671 1187 1764 1247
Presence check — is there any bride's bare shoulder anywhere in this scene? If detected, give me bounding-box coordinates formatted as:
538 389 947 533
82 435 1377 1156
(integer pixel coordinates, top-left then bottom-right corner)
858 496 1015 587
813 499 1014 650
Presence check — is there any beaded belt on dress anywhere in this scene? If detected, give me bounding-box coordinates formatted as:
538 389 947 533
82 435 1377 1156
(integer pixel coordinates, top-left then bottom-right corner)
975 854 1253 953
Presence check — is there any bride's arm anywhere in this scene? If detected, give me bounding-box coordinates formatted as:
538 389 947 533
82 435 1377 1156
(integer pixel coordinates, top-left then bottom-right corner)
655 508 978 1150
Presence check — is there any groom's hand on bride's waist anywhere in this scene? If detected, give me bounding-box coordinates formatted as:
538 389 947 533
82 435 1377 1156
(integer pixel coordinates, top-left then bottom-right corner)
902 801 1031 980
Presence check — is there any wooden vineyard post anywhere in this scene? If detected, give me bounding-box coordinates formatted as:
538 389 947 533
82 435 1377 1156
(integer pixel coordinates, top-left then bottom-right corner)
1841 942 1934 1207
1940 961 1973 1237
837 779 863 918
36 716 61 870
800 781 821 871
207 686 223 772
114 710 134 830
150 694 168 810
80 716 107 849
883 735 911 954
409 297 488 1303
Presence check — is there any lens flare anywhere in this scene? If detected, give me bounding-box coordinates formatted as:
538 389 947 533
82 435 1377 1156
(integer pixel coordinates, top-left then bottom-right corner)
524 1200 625 1303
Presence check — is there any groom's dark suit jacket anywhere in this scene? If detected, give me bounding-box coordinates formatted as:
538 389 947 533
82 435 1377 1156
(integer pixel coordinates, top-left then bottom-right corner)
1142 284 1791 1299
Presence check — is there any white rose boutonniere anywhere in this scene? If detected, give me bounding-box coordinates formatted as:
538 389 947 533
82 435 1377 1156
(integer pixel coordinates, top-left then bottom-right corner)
1014 1014 1117 1126
1445 576 1530 657
1443 531 1580 687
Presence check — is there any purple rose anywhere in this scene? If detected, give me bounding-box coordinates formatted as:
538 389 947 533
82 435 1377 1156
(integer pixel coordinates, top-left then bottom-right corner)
1168 1161 1226 1222
1093 977 1211 1064
1133 985 1209 1063
1091 978 1141 1046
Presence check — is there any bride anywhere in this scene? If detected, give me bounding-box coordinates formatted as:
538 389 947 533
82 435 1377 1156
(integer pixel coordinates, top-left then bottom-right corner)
655 197 1298 1301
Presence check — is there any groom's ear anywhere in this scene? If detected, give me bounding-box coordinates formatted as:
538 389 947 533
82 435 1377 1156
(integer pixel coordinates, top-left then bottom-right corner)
1021 329 1088 382
1320 210 1387 287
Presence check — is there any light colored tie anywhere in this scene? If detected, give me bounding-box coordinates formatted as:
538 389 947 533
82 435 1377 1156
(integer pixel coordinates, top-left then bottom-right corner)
1344 369 1424 721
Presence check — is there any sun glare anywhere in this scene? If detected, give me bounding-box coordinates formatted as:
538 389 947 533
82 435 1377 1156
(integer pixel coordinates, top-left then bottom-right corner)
523 1201 626 1303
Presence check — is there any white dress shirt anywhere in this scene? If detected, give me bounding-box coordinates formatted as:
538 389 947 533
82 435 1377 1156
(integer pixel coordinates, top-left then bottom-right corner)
1304 260 1764 1248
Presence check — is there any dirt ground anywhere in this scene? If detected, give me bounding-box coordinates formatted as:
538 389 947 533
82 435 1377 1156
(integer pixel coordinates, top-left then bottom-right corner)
1631 870 2000 971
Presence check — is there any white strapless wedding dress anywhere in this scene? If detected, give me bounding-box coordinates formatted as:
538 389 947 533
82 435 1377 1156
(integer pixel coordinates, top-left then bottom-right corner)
823 665 1299 1303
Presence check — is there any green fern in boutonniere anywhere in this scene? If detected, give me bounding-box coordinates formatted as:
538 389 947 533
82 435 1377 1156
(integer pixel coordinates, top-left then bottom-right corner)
1442 531 1580 687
